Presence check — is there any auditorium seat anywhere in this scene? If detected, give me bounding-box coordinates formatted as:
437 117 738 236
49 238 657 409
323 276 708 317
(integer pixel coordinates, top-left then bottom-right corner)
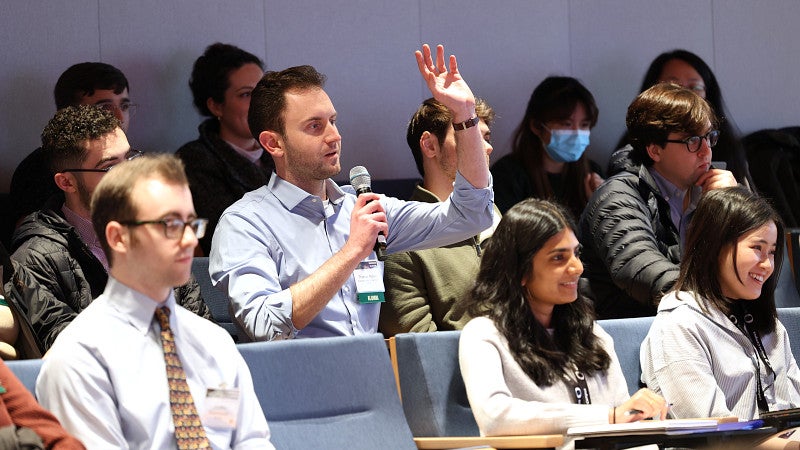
392 331 477 437
237 334 417 450
390 331 564 449
778 307 800 361
6 358 43 396
597 316 655 396
191 256 238 341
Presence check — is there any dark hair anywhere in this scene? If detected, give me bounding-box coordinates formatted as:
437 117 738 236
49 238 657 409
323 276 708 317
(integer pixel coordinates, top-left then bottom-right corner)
406 98 495 177
91 154 188 265
41 105 120 173
626 83 718 166
189 43 263 117
248 65 326 139
616 50 750 183
675 186 783 334
509 77 598 218
54 62 129 110
466 198 610 386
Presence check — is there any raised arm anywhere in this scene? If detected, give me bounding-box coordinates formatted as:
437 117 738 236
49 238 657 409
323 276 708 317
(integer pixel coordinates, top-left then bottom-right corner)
415 44 489 188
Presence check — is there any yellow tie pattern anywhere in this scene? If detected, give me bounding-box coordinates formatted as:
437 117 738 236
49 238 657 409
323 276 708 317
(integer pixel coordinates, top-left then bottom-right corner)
155 306 212 449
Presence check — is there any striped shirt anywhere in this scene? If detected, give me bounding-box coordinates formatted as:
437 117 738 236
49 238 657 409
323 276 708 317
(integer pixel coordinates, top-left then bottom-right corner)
641 290 800 419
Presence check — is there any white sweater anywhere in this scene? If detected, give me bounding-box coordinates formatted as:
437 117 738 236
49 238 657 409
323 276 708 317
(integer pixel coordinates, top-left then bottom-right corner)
459 316 630 437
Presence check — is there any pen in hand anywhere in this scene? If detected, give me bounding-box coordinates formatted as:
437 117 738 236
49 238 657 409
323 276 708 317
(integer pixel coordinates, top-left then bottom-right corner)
626 403 673 420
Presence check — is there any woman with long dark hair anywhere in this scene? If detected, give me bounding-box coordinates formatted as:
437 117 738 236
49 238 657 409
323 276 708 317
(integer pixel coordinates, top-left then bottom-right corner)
611 49 753 187
641 186 800 419
490 77 603 218
176 43 273 255
460 199 666 437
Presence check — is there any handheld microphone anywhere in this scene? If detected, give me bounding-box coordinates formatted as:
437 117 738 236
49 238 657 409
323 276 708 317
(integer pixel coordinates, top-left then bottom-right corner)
349 166 387 261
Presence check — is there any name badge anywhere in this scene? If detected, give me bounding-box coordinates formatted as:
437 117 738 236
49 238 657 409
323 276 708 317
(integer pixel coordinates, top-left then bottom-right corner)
354 260 385 304
202 387 240 430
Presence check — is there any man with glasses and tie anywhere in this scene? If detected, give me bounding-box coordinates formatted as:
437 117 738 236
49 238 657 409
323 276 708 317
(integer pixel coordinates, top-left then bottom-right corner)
37 153 273 449
11 106 211 353
577 82 739 319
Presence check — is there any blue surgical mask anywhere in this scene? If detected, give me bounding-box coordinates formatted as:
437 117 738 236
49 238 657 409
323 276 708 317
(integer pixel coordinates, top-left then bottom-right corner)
544 129 591 163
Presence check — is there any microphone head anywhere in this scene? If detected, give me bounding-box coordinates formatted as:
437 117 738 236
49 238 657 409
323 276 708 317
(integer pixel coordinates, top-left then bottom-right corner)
349 166 371 190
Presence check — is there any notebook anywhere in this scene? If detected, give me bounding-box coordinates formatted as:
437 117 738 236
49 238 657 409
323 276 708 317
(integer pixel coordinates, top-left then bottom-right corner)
567 419 720 437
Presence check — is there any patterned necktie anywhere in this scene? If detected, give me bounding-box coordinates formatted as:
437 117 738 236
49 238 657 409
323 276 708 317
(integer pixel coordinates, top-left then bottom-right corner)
155 306 211 449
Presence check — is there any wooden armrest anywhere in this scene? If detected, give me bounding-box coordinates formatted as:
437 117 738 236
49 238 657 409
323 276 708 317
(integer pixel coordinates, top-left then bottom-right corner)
414 434 564 449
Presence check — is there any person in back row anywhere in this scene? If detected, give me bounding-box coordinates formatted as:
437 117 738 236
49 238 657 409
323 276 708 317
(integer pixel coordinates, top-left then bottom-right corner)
609 49 753 188
578 83 738 319
210 44 494 341
37 154 273 448
11 106 210 353
380 97 499 336
490 76 603 218
10 62 136 228
176 42 273 255
641 186 800 420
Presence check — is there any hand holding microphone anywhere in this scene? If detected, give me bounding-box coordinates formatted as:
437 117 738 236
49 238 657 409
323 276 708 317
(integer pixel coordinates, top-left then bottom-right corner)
349 166 388 261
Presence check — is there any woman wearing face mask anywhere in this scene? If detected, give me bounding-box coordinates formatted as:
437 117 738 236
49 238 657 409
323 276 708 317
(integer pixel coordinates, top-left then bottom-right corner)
641 186 800 420
610 49 753 188
490 77 602 218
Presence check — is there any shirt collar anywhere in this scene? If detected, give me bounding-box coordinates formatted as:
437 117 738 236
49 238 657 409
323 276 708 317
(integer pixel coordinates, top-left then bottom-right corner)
62 203 109 270
104 276 177 335
648 167 701 207
648 167 685 202
268 173 346 212
62 203 98 244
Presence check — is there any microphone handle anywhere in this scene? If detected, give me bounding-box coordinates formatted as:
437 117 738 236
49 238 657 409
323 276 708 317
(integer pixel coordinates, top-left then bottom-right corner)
355 186 387 261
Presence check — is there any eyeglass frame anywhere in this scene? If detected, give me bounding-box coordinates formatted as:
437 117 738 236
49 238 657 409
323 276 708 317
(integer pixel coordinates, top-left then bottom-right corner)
97 102 138 117
60 149 145 174
119 217 209 240
664 130 720 153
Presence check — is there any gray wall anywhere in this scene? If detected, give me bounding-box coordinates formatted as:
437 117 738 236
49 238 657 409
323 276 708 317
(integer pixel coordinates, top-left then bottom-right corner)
1 0 798 192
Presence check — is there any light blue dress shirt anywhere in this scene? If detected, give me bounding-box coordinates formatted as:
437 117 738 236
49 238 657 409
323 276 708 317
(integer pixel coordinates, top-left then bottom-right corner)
647 167 701 249
209 171 494 341
37 277 273 450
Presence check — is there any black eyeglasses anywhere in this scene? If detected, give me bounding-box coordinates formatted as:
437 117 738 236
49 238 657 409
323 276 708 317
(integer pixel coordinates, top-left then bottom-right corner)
97 102 138 117
120 218 208 240
665 130 720 153
61 149 144 174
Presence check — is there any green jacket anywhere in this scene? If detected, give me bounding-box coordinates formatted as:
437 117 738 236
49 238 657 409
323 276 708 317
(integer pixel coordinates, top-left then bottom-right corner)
379 185 495 336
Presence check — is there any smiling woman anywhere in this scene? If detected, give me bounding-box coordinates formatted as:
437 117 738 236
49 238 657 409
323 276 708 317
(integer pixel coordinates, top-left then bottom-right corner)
641 186 800 420
459 198 667 440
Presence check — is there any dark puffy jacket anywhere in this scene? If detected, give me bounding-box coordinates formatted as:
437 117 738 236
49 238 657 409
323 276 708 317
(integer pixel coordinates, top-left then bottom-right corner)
11 197 212 352
176 119 273 255
577 163 680 319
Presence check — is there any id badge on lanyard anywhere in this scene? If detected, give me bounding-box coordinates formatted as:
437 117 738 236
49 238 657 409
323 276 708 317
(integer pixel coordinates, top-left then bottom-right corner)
565 369 591 405
354 260 385 304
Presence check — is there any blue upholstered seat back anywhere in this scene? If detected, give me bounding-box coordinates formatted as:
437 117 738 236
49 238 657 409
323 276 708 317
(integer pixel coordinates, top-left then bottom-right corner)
191 256 238 340
778 307 800 361
6 358 43 396
775 245 800 307
237 334 416 450
394 331 479 437
597 316 655 396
